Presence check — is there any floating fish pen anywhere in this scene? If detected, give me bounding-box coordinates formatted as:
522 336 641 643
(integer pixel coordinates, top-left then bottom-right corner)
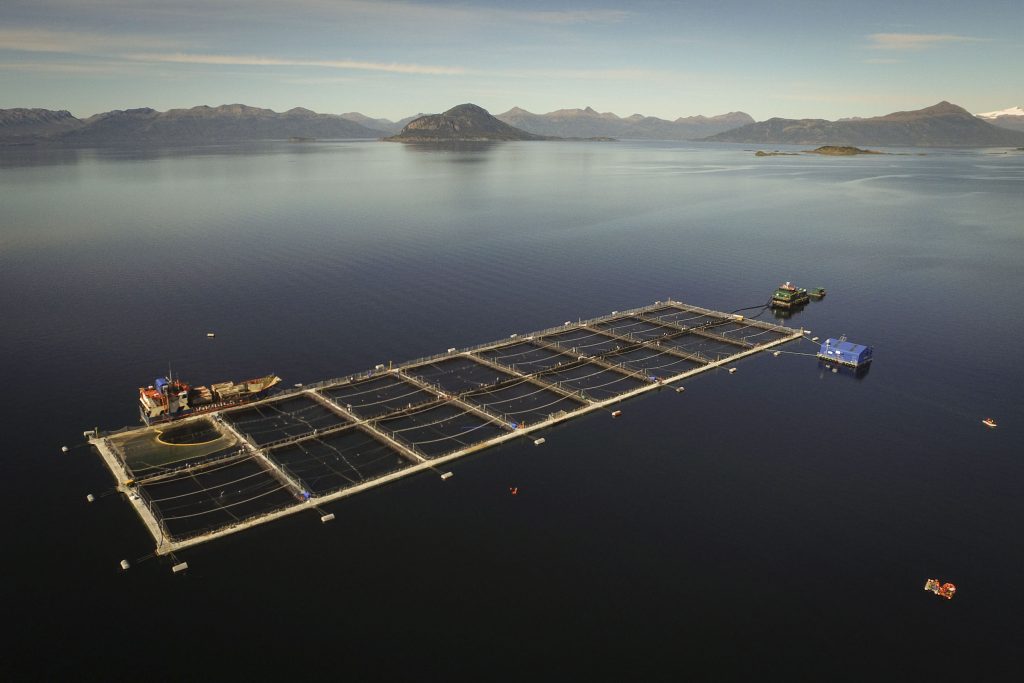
89 300 804 555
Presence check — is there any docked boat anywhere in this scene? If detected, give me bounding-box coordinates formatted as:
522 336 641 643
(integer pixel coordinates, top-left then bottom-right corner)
770 281 810 309
808 287 826 299
139 373 281 425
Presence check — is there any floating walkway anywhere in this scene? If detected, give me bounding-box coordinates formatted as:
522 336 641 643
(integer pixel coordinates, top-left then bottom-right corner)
90 300 804 555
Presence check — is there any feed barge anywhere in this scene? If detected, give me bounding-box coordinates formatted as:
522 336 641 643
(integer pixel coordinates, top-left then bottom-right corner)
88 300 805 556
770 282 810 309
817 337 873 368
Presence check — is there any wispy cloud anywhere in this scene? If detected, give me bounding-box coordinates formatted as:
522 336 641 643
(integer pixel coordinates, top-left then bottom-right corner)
504 67 668 82
0 28 186 54
195 1 628 27
121 53 657 81
124 52 464 75
0 26 462 76
509 9 628 25
866 33 987 51
1 1 627 32
276 75 360 86
0 60 136 75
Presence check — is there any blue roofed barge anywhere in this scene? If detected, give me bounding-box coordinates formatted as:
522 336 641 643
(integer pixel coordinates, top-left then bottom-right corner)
817 338 873 368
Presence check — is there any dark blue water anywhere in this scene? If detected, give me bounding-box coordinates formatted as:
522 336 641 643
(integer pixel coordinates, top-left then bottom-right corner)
3 141 1022 680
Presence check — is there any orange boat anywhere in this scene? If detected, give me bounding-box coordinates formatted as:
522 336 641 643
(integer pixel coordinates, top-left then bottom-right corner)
923 578 956 600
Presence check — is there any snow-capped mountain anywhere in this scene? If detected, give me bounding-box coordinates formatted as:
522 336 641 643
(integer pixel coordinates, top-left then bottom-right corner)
976 106 1024 133
976 106 1024 119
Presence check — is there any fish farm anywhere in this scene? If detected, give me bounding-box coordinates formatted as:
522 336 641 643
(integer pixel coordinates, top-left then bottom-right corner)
89 300 805 556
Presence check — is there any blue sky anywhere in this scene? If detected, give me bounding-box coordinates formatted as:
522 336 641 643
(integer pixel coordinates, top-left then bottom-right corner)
1 0 1021 120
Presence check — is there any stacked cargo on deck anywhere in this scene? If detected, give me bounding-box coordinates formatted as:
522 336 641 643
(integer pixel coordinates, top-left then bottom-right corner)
139 373 281 425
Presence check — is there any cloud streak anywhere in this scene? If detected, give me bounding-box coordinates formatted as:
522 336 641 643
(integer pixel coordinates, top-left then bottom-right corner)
0 60 136 75
124 52 465 75
0 26 463 76
507 9 628 25
1 1 627 29
866 33 987 51
501 67 669 82
123 53 660 81
0 28 186 53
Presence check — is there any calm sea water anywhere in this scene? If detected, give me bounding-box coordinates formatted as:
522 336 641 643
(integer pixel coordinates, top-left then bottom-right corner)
2 140 1022 680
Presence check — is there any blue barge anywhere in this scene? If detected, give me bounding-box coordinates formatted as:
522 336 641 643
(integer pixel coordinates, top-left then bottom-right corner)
817 337 873 368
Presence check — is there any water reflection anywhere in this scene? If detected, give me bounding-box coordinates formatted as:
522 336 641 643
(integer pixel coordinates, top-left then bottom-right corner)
817 359 872 380
395 140 501 162
0 146 84 168
770 302 807 320
0 139 370 168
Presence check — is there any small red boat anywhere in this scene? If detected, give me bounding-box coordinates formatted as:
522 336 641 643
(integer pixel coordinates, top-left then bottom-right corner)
923 579 956 600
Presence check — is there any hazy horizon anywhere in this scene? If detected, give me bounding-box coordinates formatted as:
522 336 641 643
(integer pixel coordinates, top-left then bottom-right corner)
2 0 1022 121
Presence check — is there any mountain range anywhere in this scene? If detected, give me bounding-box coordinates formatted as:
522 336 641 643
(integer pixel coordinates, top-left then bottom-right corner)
339 111 422 134
0 103 758 146
496 106 753 140
706 101 1024 147
0 104 386 145
0 108 84 140
975 105 1024 133
3 101 1024 148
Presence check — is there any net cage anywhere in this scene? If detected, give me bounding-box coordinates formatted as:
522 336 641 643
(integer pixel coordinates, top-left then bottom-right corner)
99 302 798 546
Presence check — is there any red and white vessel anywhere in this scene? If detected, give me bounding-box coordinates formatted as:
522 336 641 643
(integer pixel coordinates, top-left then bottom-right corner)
139 372 281 425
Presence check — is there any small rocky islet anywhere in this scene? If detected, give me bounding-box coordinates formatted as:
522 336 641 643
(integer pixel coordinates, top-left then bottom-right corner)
755 145 887 157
